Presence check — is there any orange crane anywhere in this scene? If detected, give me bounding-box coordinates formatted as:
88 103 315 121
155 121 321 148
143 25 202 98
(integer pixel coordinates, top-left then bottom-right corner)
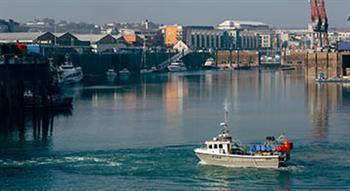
310 0 329 48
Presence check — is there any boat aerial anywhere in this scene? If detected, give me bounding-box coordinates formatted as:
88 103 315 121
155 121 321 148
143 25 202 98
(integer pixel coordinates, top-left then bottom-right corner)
167 60 187 72
203 57 218 69
194 108 293 168
58 61 84 84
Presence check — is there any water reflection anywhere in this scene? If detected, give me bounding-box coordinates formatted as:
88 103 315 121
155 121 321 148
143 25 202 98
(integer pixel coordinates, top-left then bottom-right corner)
164 74 186 127
0 109 72 148
197 165 291 190
306 81 342 140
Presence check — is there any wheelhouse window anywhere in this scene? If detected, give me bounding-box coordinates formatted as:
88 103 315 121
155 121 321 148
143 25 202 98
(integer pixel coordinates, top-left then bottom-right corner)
208 144 212 149
214 144 218 149
219 144 223 149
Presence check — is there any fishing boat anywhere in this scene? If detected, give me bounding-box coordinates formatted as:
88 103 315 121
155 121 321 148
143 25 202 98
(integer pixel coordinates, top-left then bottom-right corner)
167 60 187 72
194 109 293 168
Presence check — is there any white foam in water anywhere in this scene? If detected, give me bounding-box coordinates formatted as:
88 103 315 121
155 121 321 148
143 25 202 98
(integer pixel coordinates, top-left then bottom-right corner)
108 161 122 167
278 164 305 172
198 161 208 166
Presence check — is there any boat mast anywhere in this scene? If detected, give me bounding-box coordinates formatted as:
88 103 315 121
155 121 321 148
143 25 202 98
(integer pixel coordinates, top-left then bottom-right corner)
221 105 229 134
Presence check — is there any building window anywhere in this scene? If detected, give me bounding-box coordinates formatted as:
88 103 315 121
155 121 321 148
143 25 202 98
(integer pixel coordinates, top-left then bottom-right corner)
211 36 214 48
191 35 195 46
216 36 219 48
206 35 210 48
196 35 200 48
201 35 205 48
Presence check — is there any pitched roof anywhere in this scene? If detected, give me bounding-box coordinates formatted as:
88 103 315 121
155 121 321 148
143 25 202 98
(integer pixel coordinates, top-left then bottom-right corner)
97 34 117 44
35 32 57 42
58 32 79 41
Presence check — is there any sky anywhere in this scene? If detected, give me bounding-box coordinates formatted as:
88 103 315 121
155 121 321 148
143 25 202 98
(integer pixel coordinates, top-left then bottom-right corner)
0 0 349 28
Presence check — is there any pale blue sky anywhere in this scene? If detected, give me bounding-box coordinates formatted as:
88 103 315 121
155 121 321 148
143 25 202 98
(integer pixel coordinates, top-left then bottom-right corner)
0 0 349 28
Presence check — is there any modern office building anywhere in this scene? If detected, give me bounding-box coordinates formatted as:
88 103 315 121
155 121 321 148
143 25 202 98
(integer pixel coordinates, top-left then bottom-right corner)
183 26 229 50
217 20 269 31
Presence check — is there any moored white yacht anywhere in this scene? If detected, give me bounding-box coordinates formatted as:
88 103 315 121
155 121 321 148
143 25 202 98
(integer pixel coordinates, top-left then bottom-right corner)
167 60 187 72
58 61 84 84
194 109 293 168
203 57 218 69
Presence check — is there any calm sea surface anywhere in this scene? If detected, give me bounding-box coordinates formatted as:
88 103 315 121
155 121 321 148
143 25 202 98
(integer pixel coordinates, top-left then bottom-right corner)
1 69 350 190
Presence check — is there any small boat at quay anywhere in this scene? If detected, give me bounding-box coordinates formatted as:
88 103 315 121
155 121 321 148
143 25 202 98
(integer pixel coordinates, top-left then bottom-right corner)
58 61 84 84
315 73 350 83
167 60 187 72
118 68 131 76
140 66 157 74
194 108 293 168
203 57 218 70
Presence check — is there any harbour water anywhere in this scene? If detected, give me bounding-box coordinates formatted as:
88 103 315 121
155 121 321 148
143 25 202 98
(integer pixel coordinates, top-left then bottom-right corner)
1 69 350 190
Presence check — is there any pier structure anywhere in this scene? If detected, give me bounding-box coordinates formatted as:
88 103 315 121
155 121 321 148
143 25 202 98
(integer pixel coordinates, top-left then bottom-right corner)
305 51 350 80
280 49 350 80
216 50 260 69
0 48 60 129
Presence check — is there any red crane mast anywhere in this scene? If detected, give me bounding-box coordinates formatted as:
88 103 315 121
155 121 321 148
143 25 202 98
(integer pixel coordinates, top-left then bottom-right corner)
310 0 329 48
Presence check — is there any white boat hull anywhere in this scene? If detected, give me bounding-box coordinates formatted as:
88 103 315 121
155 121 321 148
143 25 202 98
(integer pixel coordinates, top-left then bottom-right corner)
167 66 187 72
195 149 281 168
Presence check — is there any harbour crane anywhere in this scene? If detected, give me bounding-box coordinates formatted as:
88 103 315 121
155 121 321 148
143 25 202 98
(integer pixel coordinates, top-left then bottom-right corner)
310 0 329 49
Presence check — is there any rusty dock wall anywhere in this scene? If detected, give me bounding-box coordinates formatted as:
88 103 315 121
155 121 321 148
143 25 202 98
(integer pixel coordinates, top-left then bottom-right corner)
282 50 350 79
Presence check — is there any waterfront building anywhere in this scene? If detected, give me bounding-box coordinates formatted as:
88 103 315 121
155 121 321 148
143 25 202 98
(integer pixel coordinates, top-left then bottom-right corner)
217 20 269 31
34 32 57 45
122 34 144 46
258 32 273 49
163 25 182 47
226 30 239 49
216 50 260 68
183 26 229 50
56 32 90 47
238 31 260 50
335 31 350 41
118 22 163 48
281 50 306 65
95 34 128 52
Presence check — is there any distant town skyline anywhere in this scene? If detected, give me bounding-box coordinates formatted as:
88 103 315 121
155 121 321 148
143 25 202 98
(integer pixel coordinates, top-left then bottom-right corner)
0 0 349 28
